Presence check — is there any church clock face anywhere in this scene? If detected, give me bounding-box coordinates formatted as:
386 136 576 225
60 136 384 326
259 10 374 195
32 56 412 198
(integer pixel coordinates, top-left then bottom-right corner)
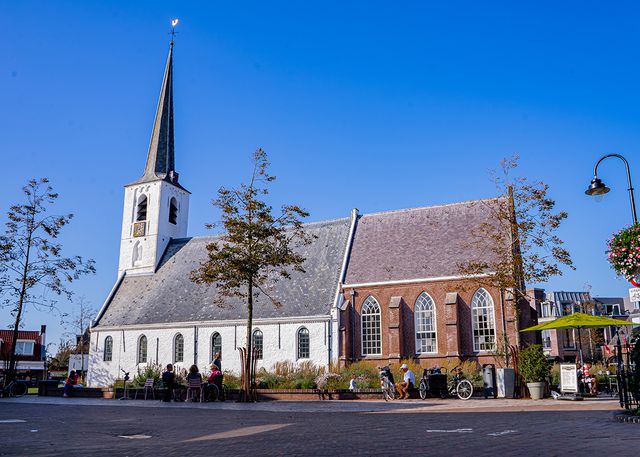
133 221 146 237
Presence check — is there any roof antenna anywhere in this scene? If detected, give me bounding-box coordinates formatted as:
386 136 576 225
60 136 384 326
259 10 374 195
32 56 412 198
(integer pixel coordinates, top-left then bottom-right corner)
169 18 179 47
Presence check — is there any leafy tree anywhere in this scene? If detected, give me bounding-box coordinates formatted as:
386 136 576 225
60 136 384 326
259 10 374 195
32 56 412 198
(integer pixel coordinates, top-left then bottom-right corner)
0 178 95 381
457 154 573 355
191 149 313 401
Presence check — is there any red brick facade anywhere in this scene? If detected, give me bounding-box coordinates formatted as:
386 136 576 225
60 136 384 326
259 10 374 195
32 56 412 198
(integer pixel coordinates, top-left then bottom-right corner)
338 278 532 368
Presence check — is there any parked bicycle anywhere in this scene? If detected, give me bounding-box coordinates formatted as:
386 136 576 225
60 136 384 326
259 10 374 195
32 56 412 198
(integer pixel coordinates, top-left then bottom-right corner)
418 366 473 401
0 376 28 398
379 366 397 401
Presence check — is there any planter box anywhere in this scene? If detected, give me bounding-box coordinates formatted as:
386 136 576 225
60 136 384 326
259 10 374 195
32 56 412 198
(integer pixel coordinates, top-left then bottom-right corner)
497 368 515 398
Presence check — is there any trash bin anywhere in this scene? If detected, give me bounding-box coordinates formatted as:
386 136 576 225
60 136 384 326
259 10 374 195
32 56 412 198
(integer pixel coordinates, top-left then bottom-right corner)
482 364 497 399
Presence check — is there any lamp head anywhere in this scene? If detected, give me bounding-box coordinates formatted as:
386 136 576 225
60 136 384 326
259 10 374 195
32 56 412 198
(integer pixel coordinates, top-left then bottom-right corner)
585 177 610 197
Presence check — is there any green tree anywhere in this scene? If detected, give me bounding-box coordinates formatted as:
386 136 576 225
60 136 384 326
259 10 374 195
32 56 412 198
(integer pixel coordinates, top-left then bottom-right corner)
457 154 573 356
0 178 95 382
191 149 313 401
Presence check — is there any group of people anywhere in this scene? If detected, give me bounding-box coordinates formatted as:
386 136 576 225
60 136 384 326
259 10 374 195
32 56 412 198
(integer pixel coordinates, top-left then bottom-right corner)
576 361 597 395
161 351 224 402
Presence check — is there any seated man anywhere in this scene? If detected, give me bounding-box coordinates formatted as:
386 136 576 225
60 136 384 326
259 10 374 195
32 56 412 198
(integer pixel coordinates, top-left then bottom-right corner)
396 364 415 400
162 364 180 402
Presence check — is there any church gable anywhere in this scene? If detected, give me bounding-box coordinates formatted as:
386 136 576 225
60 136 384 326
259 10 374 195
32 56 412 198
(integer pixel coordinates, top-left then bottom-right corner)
95 217 352 327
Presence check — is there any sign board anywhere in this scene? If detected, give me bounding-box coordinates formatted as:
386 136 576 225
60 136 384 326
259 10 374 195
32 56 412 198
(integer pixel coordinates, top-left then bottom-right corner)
629 288 640 303
68 354 90 375
560 364 578 393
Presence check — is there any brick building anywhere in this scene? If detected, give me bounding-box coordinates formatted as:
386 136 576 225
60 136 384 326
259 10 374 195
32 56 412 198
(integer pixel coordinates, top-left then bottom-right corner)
0 326 47 379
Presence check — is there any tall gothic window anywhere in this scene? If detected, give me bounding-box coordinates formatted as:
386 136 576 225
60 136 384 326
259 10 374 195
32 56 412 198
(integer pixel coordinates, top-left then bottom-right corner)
103 336 113 362
137 335 147 364
169 197 178 224
415 292 437 354
211 332 222 360
471 288 496 352
297 327 310 359
136 194 148 221
361 296 382 356
174 333 184 363
253 329 263 360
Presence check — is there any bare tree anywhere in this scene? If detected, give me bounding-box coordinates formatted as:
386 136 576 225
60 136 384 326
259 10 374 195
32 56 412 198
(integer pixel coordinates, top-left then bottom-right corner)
65 295 97 381
0 178 96 382
457 154 573 354
191 149 313 401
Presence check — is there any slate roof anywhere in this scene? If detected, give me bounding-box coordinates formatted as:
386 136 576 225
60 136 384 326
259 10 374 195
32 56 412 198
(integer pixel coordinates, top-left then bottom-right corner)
95 217 351 327
343 198 503 284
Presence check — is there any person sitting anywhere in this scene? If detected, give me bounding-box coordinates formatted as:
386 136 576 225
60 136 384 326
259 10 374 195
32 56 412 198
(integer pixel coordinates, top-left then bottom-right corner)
396 364 415 400
582 362 597 395
206 363 224 401
63 370 81 397
349 374 358 391
162 364 179 402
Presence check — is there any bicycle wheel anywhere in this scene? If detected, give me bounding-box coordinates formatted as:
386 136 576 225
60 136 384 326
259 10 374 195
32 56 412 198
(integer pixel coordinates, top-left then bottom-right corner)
209 384 220 401
11 382 28 398
456 379 473 400
419 380 428 400
220 384 228 402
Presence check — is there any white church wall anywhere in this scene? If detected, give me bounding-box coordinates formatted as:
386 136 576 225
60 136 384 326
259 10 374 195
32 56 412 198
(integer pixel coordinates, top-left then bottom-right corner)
87 318 330 387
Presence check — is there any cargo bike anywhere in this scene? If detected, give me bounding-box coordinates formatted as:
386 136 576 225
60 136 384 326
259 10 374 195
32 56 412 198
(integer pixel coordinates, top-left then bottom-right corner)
418 366 473 401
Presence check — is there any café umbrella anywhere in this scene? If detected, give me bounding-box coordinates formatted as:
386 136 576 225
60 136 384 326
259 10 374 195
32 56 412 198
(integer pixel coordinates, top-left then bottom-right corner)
520 312 635 365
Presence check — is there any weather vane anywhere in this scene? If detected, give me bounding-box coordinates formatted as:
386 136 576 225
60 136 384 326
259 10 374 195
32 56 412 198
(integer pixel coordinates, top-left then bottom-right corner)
169 18 179 46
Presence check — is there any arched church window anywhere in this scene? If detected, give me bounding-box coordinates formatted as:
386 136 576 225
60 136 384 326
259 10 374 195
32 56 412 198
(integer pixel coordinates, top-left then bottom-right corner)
136 194 148 222
471 288 496 352
361 296 381 356
297 327 310 360
174 333 184 363
137 335 147 364
211 332 222 360
169 197 178 224
103 336 113 362
415 292 437 354
253 329 263 360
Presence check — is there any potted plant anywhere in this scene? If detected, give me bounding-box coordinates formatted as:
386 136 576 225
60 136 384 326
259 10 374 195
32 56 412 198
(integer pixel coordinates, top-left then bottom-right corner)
518 344 551 400
607 225 640 286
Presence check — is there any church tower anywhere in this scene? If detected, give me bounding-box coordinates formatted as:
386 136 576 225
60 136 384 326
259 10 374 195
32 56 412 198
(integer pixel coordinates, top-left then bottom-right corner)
118 40 190 276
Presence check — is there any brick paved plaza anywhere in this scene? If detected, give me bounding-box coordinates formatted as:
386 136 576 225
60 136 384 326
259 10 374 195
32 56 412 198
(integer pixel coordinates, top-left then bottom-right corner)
0 397 637 456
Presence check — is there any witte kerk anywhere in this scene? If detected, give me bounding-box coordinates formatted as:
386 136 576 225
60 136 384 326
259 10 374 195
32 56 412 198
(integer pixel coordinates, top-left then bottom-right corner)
87 39 529 387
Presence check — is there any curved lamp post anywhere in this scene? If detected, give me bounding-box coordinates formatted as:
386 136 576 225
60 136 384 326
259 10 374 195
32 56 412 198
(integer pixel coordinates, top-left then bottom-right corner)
585 153 638 225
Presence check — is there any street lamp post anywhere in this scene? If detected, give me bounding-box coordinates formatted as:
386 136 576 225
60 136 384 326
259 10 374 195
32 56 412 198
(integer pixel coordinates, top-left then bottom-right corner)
585 153 638 225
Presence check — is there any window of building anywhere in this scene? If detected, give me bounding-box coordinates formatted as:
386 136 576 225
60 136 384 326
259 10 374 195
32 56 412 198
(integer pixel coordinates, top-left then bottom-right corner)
562 329 575 349
15 340 35 356
541 330 552 350
211 332 222 360
297 327 310 359
174 333 184 363
169 197 178 224
471 288 496 352
253 329 263 360
361 296 382 356
415 292 437 354
136 194 148 221
103 336 113 361
137 335 147 364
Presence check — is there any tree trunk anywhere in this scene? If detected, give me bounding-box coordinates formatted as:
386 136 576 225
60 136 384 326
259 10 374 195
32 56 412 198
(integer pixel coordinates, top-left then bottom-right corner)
7 230 33 383
240 278 254 402
508 186 522 347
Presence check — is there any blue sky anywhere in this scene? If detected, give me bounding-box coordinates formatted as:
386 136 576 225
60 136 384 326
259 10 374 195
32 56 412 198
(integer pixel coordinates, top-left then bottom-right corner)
3 1 640 349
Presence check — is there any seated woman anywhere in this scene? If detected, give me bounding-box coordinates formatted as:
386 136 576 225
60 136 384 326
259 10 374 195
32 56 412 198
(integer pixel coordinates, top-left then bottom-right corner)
63 370 82 398
206 363 224 401
186 365 202 382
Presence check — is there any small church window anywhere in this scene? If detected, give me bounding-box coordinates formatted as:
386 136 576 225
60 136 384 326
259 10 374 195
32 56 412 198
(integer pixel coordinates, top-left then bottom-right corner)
297 327 310 360
415 292 437 354
103 336 113 362
361 296 381 356
253 329 263 360
174 333 184 363
136 194 148 222
211 332 222 360
169 197 178 224
138 335 147 364
471 288 496 352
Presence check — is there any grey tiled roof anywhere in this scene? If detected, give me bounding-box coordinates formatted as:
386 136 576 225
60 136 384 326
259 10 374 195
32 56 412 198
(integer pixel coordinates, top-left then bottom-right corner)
95 217 351 327
344 198 502 284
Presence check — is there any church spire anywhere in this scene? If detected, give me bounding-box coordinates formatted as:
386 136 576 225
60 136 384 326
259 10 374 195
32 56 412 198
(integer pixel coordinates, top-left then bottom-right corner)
140 42 177 184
